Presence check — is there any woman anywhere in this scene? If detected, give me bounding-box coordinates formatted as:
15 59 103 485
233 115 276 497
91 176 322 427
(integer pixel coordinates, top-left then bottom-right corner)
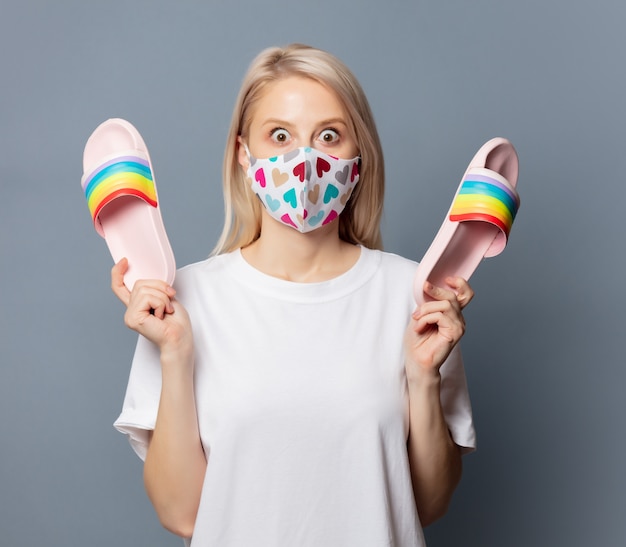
113 43 475 546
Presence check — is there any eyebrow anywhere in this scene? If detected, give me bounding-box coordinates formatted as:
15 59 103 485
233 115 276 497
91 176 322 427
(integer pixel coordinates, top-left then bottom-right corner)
259 117 349 127
318 117 349 127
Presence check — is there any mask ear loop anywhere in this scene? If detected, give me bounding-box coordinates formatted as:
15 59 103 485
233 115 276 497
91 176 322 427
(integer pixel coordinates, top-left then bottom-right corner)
238 141 255 174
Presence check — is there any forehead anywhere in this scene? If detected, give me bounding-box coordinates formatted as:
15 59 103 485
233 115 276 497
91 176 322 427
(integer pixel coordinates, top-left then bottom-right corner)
249 75 348 126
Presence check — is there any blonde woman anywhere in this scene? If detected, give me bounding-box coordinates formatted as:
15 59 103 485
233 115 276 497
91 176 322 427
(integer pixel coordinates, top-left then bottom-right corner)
112 43 475 546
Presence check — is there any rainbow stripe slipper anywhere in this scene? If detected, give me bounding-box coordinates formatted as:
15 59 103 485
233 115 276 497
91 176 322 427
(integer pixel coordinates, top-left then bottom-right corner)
413 137 520 304
81 118 175 290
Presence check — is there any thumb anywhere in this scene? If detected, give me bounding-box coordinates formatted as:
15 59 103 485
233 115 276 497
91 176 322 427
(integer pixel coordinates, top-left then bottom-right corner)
111 258 132 307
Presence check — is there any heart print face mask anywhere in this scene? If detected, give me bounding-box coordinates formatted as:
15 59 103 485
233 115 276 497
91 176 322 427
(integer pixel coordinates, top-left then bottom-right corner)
245 146 360 233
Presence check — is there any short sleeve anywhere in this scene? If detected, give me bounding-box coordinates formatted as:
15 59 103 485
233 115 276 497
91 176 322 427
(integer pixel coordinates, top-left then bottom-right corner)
439 344 476 454
113 334 162 461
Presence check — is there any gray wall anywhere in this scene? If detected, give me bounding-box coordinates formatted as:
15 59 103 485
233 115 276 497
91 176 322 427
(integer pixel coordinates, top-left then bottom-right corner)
1 1 624 545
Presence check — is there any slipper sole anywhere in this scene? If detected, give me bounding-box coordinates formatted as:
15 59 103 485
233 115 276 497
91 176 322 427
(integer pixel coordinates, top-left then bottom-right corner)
81 118 176 290
413 137 520 304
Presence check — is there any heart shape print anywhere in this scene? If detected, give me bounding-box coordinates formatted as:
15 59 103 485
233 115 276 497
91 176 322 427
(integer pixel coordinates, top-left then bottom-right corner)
322 209 338 226
340 187 353 206
254 168 266 188
308 210 325 227
283 188 298 208
323 183 339 204
272 168 289 187
308 183 320 205
316 157 331 178
292 160 311 183
265 194 281 212
335 165 349 184
280 213 298 229
351 161 359 182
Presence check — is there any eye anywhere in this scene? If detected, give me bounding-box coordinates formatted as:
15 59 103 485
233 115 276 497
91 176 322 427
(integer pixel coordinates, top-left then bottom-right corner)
318 129 340 144
270 128 291 143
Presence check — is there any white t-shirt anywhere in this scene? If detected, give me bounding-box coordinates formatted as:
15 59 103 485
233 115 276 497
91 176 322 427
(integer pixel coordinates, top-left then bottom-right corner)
114 247 476 546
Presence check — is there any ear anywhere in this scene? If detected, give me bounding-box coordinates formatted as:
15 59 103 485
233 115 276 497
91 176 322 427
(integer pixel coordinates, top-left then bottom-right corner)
236 136 249 171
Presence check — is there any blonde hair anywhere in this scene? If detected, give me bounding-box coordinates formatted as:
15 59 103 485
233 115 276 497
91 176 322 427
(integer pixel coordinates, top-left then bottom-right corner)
212 43 385 254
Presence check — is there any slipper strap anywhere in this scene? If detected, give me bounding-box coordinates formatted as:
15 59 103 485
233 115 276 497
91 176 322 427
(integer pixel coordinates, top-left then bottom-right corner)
82 155 157 237
449 169 520 256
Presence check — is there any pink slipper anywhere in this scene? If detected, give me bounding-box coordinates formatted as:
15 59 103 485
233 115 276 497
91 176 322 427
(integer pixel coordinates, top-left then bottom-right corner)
81 118 176 290
414 137 520 304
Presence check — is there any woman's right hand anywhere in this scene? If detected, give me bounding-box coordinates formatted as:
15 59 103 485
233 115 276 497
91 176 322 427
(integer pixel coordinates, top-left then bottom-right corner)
111 258 193 360
114 259 203 535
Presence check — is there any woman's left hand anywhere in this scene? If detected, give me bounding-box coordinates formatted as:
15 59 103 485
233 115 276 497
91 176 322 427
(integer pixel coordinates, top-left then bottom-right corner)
404 277 474 381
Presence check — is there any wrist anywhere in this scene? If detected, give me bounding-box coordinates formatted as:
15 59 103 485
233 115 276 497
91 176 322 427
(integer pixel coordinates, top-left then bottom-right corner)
160 342 194 371
406 364 442 391
159 327 194 363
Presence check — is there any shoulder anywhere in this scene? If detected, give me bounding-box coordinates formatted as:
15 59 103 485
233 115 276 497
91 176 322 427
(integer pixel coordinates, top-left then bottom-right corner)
363 247 418 278
378 249 418 271
356 247 418 306
170 251 241 299
174 251 237 282
168 251 250 320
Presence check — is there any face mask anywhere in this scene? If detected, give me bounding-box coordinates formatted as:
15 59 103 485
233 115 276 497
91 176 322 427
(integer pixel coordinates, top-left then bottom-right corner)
244 146 360 233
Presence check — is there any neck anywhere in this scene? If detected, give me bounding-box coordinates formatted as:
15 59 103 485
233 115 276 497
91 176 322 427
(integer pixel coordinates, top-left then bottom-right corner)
241 212 360 283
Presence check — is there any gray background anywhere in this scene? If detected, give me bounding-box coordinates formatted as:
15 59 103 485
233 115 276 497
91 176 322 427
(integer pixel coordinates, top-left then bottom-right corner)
1 0 624 545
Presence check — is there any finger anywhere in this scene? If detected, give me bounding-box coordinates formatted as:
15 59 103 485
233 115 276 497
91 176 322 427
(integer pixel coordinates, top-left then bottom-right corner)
414 289 460 320
445 276 475 309
412 298 466 329
154 293 176 317
150 300 168 320
422 281 458 305
137 290 170 320
131 277 176 295
125 294 172 329
412 301 444 321
129 286 175 316
111 258 131 306
414 310 465 341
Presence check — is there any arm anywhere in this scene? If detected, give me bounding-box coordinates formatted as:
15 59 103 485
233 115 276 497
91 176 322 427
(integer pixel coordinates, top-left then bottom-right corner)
144 347 207 537
404 278 473 526
406 367 462 526
112 259 207 538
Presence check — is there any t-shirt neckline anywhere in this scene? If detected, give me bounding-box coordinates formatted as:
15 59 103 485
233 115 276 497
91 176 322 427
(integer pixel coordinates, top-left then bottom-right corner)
230 246 380 303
